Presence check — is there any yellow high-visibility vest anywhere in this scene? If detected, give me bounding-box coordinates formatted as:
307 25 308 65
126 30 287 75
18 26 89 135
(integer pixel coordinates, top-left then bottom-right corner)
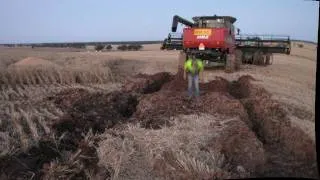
184 59 204 74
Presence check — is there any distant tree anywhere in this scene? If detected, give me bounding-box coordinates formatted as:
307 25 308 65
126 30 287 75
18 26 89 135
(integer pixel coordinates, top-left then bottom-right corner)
117 44 128 51
106 44 113 50
127 44 143 51
95 44 105 51
127 44 135 51
72 43 85 49
136 44 143 50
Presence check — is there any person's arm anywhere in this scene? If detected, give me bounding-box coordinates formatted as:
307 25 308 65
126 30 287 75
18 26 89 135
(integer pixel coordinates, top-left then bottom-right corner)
199 60 205 82
183 62 187 80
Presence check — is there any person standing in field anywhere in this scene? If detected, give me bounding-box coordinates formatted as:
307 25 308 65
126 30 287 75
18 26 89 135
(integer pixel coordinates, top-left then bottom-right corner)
183 53 204 98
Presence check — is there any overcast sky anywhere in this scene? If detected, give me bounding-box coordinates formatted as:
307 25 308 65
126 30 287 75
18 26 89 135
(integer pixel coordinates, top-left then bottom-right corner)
0 0 318 43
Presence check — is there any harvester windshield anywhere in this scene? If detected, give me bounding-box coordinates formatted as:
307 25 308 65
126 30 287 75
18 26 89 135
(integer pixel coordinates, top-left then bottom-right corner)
192 15 236 28
198 19 226 28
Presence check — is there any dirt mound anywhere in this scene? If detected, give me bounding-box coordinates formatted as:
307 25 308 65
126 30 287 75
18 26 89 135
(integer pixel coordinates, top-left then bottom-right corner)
280 125 316 162
229 75 270 99
133 91 192 128
242 98 289 143
123 72 174 94
9 57 60 69
197 92 251 127
161 69 187 91
130 72 317 178
207 117 265 176
161 69 230 94
231 75 317 178
200 77 230 93
133 73 250 129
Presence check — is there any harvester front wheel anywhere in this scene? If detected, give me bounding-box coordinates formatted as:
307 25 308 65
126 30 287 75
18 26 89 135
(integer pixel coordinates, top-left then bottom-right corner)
253 50 263 65
225 54 235 73
265 53 271 65
235 50 243 70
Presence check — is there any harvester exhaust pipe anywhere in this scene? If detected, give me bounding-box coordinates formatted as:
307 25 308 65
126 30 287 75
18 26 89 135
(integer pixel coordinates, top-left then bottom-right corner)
171 15 194 32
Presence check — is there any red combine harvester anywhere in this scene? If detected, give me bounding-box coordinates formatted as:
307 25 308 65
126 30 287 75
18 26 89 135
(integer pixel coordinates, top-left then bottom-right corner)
169 14 291 72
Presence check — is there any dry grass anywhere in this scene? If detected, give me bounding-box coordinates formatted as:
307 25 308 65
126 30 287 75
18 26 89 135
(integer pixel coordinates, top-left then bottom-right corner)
42 130 104 180
2 102 61 152
0 63 113 86
0 42 316 179
97 114 233 180
0 57 121 161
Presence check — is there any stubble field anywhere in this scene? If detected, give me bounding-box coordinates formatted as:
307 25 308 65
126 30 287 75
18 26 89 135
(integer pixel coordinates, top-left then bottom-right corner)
0 41 317 179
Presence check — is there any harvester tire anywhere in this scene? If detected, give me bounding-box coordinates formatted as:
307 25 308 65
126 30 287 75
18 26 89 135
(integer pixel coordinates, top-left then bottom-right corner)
262 55 267 66
242 53 253 64
253 50 263 65
225 54 235 73
235 50 243 70
269 54 274 65
265 53 271 65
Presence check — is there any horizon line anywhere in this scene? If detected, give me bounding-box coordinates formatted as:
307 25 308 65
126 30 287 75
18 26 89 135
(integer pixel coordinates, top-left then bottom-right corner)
0 39 318 45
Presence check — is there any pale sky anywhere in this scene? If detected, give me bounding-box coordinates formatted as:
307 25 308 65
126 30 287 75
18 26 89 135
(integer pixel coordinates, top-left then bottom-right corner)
0 0 319 43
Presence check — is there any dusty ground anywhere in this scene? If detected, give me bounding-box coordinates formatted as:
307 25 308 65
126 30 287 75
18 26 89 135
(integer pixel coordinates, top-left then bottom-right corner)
6 42 312 138
0 41 317 179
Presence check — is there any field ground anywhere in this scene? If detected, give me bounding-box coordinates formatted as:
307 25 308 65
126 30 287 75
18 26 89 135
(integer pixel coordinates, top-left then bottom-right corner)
0 41 317 179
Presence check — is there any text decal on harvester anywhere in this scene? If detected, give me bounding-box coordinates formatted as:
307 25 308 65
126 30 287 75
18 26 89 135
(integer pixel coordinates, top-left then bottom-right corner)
193 29 212 36
197 35 209 39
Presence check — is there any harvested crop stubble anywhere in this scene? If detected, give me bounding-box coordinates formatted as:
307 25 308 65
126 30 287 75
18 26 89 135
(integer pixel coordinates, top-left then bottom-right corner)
97 114 234 180
1 57 113 86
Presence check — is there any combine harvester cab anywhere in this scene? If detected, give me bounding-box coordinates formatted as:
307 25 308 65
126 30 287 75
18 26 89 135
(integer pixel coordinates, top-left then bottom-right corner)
235 34 291 65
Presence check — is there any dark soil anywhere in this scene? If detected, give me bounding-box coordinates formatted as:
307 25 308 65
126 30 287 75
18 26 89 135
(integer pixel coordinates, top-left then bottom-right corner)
51 90 138 136
226 75 318 178
128 69 318 178
0 140 60 179
1 69 317 179
123 72 174 94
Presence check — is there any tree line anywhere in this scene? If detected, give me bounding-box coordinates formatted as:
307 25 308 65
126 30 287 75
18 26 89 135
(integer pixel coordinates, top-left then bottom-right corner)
2 43 144 51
